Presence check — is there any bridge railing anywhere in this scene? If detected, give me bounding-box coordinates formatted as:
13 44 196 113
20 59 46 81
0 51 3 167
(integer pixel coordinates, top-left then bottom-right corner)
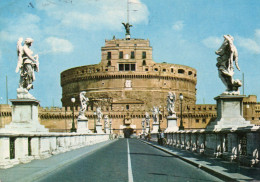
150 126 260 167
0 133 109 169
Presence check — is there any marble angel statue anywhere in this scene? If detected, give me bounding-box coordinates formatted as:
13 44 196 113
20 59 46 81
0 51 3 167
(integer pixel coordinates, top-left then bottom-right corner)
16 38 39 92
78 91 89 119
215 35 241 95
96 107 103 124
167 92 176 116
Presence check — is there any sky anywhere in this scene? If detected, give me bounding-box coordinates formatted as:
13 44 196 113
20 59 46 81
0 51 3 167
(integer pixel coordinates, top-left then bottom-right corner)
1 0 260 107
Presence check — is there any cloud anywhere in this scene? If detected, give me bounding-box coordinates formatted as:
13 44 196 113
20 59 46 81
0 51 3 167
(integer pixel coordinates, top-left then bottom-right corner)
35 0 149 31
202 36 222 49
172 21 184 31
0 13 41 42
237 37 260 54
237 30 260 54
44 37 74 54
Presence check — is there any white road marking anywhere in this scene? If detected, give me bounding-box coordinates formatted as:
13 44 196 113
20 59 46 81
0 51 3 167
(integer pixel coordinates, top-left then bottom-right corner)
127 139 134 182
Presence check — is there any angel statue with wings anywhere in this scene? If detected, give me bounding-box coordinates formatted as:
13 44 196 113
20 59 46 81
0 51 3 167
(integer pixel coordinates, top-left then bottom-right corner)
78 91 89 119
167 92 176 116
215 35 241 95
16 38 39 93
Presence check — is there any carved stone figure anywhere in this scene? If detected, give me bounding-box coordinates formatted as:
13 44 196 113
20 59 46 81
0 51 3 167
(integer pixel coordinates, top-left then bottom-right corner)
122 22 132 35
145 112 150 126
78 91 89 119
96 107 103 124
167 92 176 115
215 35 241 95
16 38 39 99
104 115 109 127
152 106 161 123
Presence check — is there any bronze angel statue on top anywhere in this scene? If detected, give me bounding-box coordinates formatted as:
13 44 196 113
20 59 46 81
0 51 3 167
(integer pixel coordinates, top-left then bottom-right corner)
16 37 39 92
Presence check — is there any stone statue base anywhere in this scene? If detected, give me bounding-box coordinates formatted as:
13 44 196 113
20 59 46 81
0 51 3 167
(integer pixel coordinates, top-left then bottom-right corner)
151 123 159 133
104 127 110 134
77 118 92 133
206 95 253 130
17 88 35 99
165 114 179 133
145 126 150 134
0 99 48 133
96 123 104 134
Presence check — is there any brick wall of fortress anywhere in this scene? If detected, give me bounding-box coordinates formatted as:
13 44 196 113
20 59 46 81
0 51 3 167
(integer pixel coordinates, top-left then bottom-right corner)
0 104 217 133
60 63 197 109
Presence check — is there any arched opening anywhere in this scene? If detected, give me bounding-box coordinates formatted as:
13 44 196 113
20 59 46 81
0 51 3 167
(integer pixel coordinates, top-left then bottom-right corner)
123 128 134 138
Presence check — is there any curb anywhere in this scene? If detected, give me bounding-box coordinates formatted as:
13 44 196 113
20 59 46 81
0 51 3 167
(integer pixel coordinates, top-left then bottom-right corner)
139 139 238 182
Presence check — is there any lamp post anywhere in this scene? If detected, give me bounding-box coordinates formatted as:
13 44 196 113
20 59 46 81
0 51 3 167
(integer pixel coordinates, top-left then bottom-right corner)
93 111 97 133
110 119 112 134
179 93 184 130
70 97 76 132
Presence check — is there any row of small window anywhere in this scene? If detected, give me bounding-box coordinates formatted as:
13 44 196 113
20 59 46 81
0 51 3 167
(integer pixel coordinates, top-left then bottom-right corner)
196 119 207 123
107 51 146 59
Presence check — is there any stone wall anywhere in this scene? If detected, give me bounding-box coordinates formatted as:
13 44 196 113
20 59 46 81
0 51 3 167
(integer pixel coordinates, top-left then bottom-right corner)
0 133 110 169
150 126 260 167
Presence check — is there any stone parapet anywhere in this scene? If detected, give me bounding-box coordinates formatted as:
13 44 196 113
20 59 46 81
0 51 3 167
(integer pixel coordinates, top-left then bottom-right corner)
0 133 110 169
148 125 260 168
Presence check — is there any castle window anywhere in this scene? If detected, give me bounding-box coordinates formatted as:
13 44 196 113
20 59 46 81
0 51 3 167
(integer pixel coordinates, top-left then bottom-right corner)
107 60 111 66
154 68 158 71
119 51 123 59
131 51 135 59
107 52 111 59
163 69 166 72
105 69 108 71
96 69 100 72
142 51 146 59
196 119 199 123
117 44 119 46
252 117 255 120
202 118 206 123
178 69 185 74
118 63 136 71
119 64 124 71
126 105 129 110
131 64 136 71
194 74 197 77
171 68 174 73
188 71 192 75
145 68 149 71
142 60 146 66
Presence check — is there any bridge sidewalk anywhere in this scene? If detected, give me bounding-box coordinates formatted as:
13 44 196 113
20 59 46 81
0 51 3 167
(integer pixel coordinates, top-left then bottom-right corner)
140 139 260 182
0 140 116 182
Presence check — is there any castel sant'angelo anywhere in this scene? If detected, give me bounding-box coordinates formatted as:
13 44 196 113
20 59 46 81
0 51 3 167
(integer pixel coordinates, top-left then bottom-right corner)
1 24 260 135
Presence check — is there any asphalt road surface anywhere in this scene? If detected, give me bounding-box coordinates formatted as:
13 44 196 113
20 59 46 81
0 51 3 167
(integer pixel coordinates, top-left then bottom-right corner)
36 139 222 182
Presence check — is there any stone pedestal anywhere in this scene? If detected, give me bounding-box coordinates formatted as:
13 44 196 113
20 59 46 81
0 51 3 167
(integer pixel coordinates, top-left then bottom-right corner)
165 114 179 133
206 95 253 130
105 127 110 134
151 123 159 133
0 99 48 133
96 123 104 134
145 126 150 134
77 118 92 133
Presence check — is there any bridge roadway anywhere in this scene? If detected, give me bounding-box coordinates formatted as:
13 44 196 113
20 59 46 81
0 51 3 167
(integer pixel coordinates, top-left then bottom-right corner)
34 139 221 182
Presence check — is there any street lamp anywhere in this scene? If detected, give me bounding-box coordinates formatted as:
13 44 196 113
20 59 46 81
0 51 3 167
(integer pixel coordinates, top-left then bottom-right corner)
110 119 112 134
93 111 97 133
179 93 184 130
70 97 76 132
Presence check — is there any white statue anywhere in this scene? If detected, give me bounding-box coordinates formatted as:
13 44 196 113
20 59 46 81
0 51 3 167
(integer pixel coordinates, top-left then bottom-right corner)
145 112 150 126
216 35 241 95
16 38 39 99
167 92 176 115
104 115 109 128
16 37 39 91
152 106 161 123
96 107 103 124
78 91 89 119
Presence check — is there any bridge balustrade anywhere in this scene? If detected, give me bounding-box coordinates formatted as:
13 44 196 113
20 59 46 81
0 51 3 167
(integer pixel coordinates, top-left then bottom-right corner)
0 133 109 169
